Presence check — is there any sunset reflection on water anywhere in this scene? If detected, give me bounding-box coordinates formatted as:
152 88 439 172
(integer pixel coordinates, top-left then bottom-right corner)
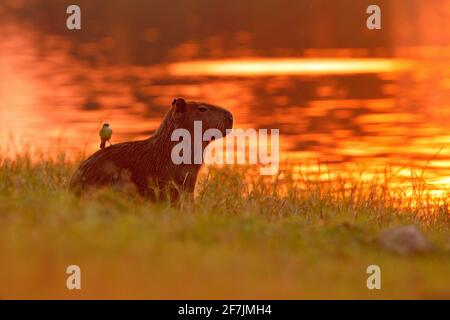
167 58 416 76
0 8 449 197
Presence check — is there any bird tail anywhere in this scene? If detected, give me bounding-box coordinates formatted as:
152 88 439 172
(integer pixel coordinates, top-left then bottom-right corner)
100 141 105 149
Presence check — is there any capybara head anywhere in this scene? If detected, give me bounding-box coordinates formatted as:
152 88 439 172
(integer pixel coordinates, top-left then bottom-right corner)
144 97 233 168
153 98 233 159
169 98 233 135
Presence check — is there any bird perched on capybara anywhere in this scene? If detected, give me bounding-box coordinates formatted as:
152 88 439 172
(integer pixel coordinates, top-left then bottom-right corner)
69 98 233 201
99 123 112 149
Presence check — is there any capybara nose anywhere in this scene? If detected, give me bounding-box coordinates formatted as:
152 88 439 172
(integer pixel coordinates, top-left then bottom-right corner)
227 111 233 128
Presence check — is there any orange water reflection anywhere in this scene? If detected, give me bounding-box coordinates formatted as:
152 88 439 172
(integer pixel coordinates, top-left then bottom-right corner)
0 21 449 197
168 58 415 77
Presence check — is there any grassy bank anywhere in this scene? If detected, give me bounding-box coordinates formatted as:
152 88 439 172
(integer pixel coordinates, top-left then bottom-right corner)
0 154 449 299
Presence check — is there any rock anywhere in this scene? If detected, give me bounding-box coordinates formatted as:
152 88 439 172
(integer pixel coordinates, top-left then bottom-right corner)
378 225 432 255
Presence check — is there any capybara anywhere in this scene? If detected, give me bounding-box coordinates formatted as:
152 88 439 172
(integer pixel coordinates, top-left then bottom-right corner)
69 98 233 200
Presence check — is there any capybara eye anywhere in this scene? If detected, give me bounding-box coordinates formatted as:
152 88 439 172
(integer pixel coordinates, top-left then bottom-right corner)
198 106 208 112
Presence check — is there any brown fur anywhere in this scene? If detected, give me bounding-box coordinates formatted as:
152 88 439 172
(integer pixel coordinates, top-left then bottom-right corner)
69 98 233 201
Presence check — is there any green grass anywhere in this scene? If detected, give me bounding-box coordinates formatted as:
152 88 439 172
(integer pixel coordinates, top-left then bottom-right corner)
0 154 449 299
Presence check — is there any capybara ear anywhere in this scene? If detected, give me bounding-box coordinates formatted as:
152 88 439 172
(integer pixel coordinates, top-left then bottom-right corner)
172 97 186 112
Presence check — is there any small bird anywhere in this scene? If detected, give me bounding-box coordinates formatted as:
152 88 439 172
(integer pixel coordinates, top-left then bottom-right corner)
99 123 112 149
